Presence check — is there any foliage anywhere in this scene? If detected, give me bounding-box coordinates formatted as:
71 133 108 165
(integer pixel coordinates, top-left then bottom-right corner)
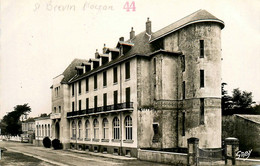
0 104 31 135
52 139 62 150
43 137 51 148
222 83 257 115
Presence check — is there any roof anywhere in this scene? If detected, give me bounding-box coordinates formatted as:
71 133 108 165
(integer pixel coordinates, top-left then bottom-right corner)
235 114 260 124
151 9 225 42
24 117 36 123
61 59 88 83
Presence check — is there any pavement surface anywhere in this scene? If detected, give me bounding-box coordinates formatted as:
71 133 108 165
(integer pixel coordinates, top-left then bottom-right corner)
0 141 171 166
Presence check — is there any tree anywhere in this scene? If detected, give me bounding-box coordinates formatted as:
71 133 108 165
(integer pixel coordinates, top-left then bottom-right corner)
232 88 255 109
222 83 256 115
0 104 31 135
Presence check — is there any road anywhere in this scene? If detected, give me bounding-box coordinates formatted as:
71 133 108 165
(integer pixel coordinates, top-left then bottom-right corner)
0 141 170 166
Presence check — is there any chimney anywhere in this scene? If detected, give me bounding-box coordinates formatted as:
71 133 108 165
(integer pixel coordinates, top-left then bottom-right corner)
130 27 135 39
103 44 106 54
119 37 124 42
95 49 99 59
146 17 151 35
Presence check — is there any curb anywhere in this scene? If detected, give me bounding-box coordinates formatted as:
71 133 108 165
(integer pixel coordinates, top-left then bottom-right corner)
67 149 137 161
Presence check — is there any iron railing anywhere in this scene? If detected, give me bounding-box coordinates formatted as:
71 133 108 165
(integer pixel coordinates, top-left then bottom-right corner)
67 102 133 117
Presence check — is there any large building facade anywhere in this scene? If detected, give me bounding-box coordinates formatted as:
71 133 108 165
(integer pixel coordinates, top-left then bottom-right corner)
50 10 224 157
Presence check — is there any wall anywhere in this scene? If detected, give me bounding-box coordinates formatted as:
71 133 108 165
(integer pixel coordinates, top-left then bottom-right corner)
222 115 260 156
138 149 187 165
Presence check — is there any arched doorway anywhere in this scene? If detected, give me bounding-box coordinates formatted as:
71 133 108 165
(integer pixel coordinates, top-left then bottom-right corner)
55 122 60 139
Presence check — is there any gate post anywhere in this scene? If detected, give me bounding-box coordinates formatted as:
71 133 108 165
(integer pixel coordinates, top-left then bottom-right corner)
187 137 199 166
224 137 239 165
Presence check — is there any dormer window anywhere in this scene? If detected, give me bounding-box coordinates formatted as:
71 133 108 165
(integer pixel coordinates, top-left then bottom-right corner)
97 54 109 65
81 62 91 73
75 66 84 75
89 59 99 69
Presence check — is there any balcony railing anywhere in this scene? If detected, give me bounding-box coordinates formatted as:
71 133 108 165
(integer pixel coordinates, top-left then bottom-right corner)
67 102 133 118
50 113 61 119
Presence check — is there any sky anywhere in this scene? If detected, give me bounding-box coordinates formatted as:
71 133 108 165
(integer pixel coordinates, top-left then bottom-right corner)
0 0 259 118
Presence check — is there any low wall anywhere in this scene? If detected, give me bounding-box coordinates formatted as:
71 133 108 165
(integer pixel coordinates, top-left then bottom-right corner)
138 149 187 165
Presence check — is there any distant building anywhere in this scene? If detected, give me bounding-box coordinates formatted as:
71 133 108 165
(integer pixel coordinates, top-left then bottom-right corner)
34 116 52 146
51 9 224 157
21 117 35 143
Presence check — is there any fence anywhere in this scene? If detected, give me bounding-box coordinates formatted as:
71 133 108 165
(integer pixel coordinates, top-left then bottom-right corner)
0 135 21 142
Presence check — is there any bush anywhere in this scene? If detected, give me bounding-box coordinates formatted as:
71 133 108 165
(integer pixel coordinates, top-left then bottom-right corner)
42 137 51 148
52 139 62 150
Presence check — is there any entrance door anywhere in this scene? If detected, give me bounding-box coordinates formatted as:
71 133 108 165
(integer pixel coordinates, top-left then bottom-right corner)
55 122 60 139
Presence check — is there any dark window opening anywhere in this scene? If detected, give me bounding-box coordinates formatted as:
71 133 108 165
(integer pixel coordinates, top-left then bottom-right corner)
182 112 185 136
126 87 130 107
113 67 118 83
152 123 159 142
85 65 91 72
200 70 204 88
94 74 97 90
72 102 75 112
200 40 204 58
111 52 119 60
181 55 185 72
103 71 107 87
86 78 89 92
182 81 185 99
78 80 81 94
79 100 82 111
94 96 98 111
103 93 107 110
114 91 118 109
86 98 89 110
200 98 205 125
102 57 109 65
125 61 130 79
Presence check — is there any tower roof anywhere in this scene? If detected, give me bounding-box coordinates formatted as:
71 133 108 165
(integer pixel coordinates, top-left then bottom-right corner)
151 9 224 42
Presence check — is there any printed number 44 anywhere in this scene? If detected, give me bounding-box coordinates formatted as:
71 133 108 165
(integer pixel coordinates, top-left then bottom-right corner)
123 1 136 12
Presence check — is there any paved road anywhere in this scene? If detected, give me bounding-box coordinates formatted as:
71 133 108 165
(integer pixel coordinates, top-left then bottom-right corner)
0 141 170 166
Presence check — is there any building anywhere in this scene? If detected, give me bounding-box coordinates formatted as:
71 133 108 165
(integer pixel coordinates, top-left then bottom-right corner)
51 9 224 157
35 115 52 146
21 117 35 143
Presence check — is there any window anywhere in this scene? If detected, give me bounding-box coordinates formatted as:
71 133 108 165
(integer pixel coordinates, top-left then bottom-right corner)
72 121 76 138
181 55 185 72
72 102 75 112
48 124 50 137
42 125 44 137
85 120 90 139
78 100 82 111
125 116 132 140
36 125 39 137
93 119 99 139
153 58 156 74
200 98 205 125
113 117 120 140
78 120 82 139
200 70 204 88
45 124 47 137
113 91 118 109
78 80 82 94
94 96 98 111
72 83 74 96
125 61 130 79
182 112 185 136
126 87 130 107
103 118 109 139
86 98 89 110
94 74 97 90
103 93 107 110
152 123 159 142
103 71 107 87
59 106 61 113
200 40 204 58
54 107 56 113
182 81 185 99
113 67 118 83
86 78 89 92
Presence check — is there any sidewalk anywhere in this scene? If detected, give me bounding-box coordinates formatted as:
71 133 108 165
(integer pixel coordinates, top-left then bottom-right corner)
67 149 137 161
